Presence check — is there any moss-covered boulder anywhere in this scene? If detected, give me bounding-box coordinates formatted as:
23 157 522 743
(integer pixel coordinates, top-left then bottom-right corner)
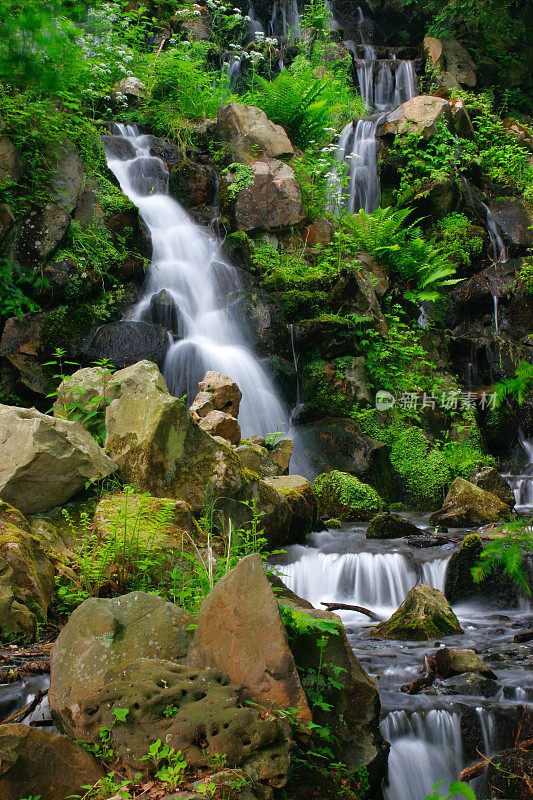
313 470 384 522
429 478 511 528
263 475 317 541
468 465 515 509
434 647 496 679
366 513 422 539
77 659 291 788
372 585 463 641
444 533 520 606
0 501 55 640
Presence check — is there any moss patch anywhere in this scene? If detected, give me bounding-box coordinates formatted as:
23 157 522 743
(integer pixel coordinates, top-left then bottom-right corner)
313 470 384 522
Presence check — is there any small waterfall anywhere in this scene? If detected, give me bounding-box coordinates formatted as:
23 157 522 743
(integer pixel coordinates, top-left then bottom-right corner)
330 6 418 214
289 323 303 411
222 54 242 89
461 178 508 265
103 125 298 447
382 709 465 800
269 0 300 39
504 433 533 513
275 548 450 614
476 707 497 757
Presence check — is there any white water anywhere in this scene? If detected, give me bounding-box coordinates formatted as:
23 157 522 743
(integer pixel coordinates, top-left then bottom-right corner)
275 545 449 618
103 125 291 441
269 0 300 38
382 710 465 800
330 6 418 214
504 433 533 513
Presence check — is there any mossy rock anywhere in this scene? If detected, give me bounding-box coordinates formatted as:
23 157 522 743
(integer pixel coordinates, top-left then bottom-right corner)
372 584 463 641
313 470 384 522
262 475 317 542
429 477 512 528
366 513 421 539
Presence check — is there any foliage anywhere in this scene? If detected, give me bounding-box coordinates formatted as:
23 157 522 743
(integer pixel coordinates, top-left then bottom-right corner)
431 213 484 269
327 208 459 302
313 470 384 518
206 0 248 50
492 361 533 406
422 780 477 800
0 259 43 321
222 162 255 199
516 257 533 295
472 517 533 595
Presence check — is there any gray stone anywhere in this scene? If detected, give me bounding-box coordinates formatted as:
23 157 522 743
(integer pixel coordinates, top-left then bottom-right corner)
226 159 305 232
384 96 453 139
0 137 24 184
0 404 117 515
215 104 294 163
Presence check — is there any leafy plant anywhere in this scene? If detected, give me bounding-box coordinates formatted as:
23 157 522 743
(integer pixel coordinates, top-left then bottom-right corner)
422 780 476 799
0 259 43 321
492 361 533 406
472 517 533 595
222 162 255 199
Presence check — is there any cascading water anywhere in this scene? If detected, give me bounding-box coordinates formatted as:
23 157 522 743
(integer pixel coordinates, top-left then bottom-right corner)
103 125 294 444
461 177 508 265
504 433 533 514
329 6 418 214
268 0 300 39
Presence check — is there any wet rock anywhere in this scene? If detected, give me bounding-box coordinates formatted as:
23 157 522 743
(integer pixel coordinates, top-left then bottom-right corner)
485 746 533 800
0 404 117 515
0 501 54 641
102 134 137 160
428 477 511 528
146 288 182 333
450 97 476 140
198 409 241 445
49 591 194 737
263 475 317 540
384 96 453 139
112 76 147 106
82 320 170 369
434 647 496 679
269 438 293 474
366 513 422 539
234 285 291 358
372 585 463 641
225 158 305 232
16 140 84 266
78 658 291 788
313 470 385 522
328 268 387 335
188 554 311 726
297 417 393 488
127 155 168 195
432 673 500 697
215 103 294 163
0 724 103 800
0 137 24 184
487 198 533 248
444 532 521 606
468 465 515 509
282 602 388 789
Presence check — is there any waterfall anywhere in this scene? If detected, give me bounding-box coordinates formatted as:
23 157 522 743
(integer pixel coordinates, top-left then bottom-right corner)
103 125 294 444
330 6 418 215
382 709 465 800
503 432 533 513
275 547 450 615
269 0 300 39
461 178 508 265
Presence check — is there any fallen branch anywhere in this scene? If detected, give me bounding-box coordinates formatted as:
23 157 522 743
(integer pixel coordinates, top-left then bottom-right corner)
0 689 47 724
459 761 486 782
320 602 380 621
514 630 533 643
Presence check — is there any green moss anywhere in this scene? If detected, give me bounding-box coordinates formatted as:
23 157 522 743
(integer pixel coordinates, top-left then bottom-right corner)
372 585 463 641
313 470 384 522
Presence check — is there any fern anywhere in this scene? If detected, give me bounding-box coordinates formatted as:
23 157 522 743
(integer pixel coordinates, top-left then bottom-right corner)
472 518 533 595
493 361 533 406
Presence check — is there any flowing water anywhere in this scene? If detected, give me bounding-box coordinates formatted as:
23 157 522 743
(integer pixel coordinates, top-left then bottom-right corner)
329 6 418 214
504 434 533 514
273 521 532 800
103 125 295 444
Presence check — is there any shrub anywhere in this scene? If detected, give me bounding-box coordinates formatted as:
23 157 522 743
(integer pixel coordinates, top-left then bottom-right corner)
313 470 384 521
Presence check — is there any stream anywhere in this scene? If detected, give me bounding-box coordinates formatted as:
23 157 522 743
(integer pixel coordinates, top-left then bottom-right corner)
272 516 532 800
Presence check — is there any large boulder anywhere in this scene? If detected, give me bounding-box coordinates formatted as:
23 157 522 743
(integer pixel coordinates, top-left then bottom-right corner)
215 103 294 163
16 140 84 266
92 492 206 556
434 646 496 679
441 39 477 87
366 513 421 540
0 724 103 800
384 96 453 139
282 602 388 788
313 470 384 522
77 659 291 788
486 198 533 248
263 475 317 541
468 465 515 509
0 501 54 640
372 585 463 641
0 404 117 515
82 320 170 369
103 361 247 511
224 159 305 232
188 554 312 726
296 417 393 490
444 532 520 606
429 477 511 528
189 371 242 444
49 591 194 737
